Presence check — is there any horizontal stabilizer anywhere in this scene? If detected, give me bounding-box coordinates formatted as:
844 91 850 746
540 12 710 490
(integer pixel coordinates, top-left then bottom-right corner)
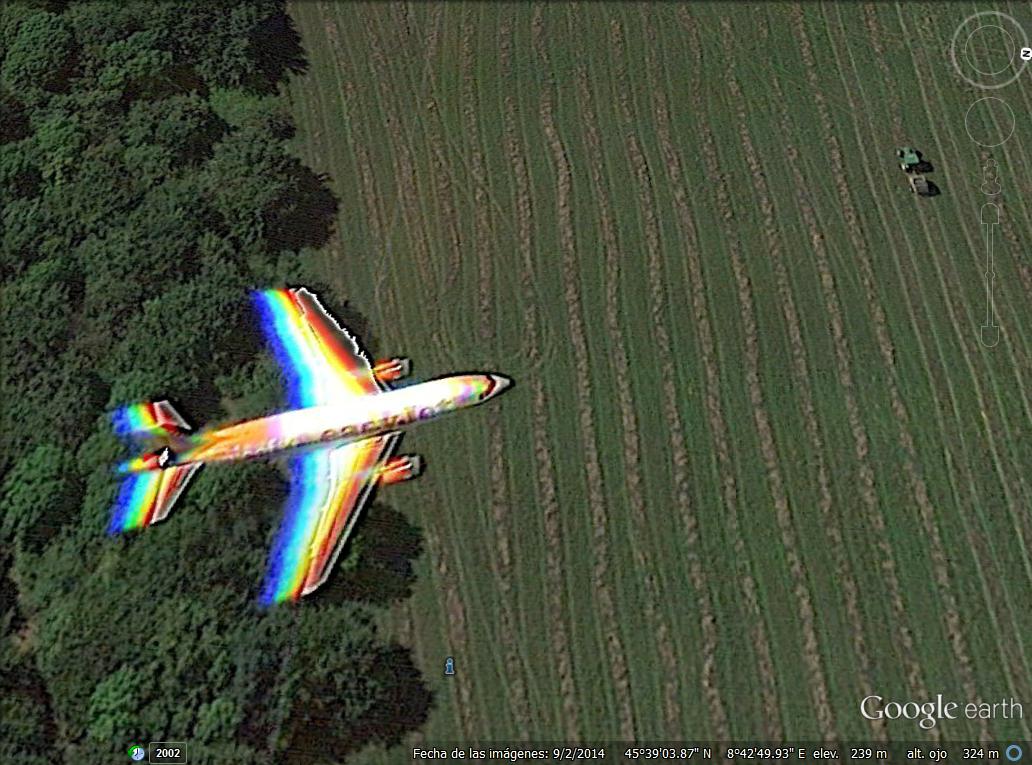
107 463 201 534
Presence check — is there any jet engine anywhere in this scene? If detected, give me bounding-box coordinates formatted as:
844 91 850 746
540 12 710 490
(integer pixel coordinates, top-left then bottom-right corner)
372 357 411 384
379 455 423 485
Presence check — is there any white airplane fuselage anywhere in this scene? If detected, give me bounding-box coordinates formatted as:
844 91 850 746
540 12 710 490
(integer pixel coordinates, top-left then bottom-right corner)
158 374 511 469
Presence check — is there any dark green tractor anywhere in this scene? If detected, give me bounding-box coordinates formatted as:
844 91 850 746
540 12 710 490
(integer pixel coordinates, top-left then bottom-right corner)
897 146 922 172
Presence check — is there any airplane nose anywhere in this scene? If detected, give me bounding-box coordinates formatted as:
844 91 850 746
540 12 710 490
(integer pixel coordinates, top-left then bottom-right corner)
490 375 513 395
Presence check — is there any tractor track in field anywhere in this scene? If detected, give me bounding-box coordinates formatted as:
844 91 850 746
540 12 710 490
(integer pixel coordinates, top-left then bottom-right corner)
538 12 638 739
917 4 1032 534
486 407 531 737
319 8 398 321
641 11 729 742
676 8 783 740
486 20 534 739
839 3 1032 734
422 517 476 739
998 188 1032 312
415 5 465 296
739 11 886 741
372 8 531 738
355 10 475 739
383 3 480 324
458 20 532 733
823 7 1009 742
861 4 905 141
574 41 673 734
799 0 986 733
860 0 1020 622
513 9 579 737
990 4 1032 299
914 0 1032 565
461 16 495 343
344 83 398 342
717 16 837 742
896 8 1032 731
771 12 934 725
363 15 439 319
498 20 562 378
900 4 1032 513
396 610 427 751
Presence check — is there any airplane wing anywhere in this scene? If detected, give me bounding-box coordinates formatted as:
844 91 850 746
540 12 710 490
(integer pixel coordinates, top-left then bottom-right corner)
259 432 401 605
252 287 384 408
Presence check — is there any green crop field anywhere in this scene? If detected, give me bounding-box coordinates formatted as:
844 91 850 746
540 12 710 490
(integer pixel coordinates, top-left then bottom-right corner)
285 1 1032 751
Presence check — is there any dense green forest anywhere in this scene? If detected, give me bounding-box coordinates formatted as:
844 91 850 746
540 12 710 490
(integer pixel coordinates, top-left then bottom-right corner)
0 2 429 762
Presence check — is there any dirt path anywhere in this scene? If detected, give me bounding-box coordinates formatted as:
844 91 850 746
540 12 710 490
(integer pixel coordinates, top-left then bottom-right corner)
499 8 579 738
671 6 784 741
708 15 838 743
460 14 495 343
639 12 730 742
362 14 439 320
760 9 934 733
573 40 678 733
534 11 636 739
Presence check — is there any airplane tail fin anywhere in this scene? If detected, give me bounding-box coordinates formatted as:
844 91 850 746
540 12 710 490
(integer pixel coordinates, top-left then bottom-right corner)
108 400 199 534
107 463 202 534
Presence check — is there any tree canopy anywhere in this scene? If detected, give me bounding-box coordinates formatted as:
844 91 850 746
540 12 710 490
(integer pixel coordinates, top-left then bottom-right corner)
0 2 429 762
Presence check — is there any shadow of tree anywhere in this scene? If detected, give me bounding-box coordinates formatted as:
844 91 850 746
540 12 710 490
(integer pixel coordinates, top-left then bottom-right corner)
265 166 339 254
0 552 60 751
245 12 308 94
283 644 433 764
0 94 30 144
314 504 424 607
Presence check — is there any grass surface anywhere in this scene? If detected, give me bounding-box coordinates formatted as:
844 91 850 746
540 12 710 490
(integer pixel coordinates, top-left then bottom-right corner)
284 1 1032 751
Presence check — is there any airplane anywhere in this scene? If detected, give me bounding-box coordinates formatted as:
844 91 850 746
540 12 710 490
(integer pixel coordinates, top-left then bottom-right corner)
107 287 512 605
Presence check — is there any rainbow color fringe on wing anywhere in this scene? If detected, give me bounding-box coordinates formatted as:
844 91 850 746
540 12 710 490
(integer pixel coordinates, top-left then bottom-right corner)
259 435 389 605
260 452 328 604
112 403 166 438
107 463 200 534
108 471 164 533
252 289 379 410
